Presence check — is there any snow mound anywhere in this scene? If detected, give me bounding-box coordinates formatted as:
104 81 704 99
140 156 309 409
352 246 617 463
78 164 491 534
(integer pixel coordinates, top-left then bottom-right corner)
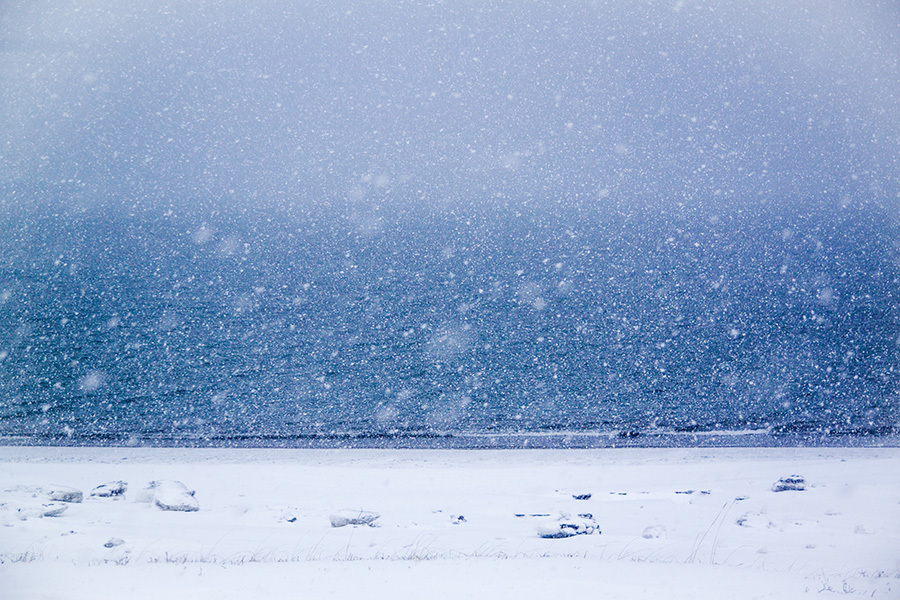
329 509 380 528
137 481 199 512
642 524 666 539
736 511 775 529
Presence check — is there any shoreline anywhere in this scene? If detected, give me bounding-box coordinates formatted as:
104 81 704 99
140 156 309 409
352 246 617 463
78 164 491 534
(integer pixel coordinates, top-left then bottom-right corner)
2 427 897 450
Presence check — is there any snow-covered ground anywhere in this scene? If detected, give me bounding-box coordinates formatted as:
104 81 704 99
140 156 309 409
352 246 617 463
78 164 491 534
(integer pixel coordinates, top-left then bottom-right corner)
1 446 897 599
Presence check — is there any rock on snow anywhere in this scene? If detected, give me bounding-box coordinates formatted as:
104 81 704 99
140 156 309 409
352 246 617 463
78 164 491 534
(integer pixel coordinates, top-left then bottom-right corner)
91 481 128 498
771 475 806 492
45 486 83 503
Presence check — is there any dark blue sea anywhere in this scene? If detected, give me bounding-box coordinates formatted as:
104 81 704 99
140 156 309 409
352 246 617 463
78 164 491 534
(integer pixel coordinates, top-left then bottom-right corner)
0 199 897 448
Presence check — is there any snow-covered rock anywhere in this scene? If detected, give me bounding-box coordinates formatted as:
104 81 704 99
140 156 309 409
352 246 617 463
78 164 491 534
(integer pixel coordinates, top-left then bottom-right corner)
103 537 125 548
91 481 127 498
329 509 380 527
771 475 806 492
138 481 199 512
46 486 83 503
0 486 74 522
12 502 69 520
536 513 599 539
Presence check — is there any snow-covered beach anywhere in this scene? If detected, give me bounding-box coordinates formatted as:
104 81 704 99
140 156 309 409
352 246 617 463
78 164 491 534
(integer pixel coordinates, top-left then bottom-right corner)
1 446 898 599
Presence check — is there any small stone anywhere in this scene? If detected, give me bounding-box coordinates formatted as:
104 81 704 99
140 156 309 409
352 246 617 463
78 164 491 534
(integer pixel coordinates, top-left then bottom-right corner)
104 538 125 548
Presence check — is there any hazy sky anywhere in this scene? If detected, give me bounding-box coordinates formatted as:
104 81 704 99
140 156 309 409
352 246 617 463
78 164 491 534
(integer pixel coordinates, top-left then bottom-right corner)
2 0 898 219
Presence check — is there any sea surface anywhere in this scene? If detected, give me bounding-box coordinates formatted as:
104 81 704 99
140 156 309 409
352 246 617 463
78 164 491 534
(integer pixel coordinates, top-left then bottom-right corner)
1 201 897 448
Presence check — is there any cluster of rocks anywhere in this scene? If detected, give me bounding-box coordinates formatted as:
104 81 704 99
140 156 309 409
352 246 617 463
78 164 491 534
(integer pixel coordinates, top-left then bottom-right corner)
2 485 85 520
2 479 201 522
